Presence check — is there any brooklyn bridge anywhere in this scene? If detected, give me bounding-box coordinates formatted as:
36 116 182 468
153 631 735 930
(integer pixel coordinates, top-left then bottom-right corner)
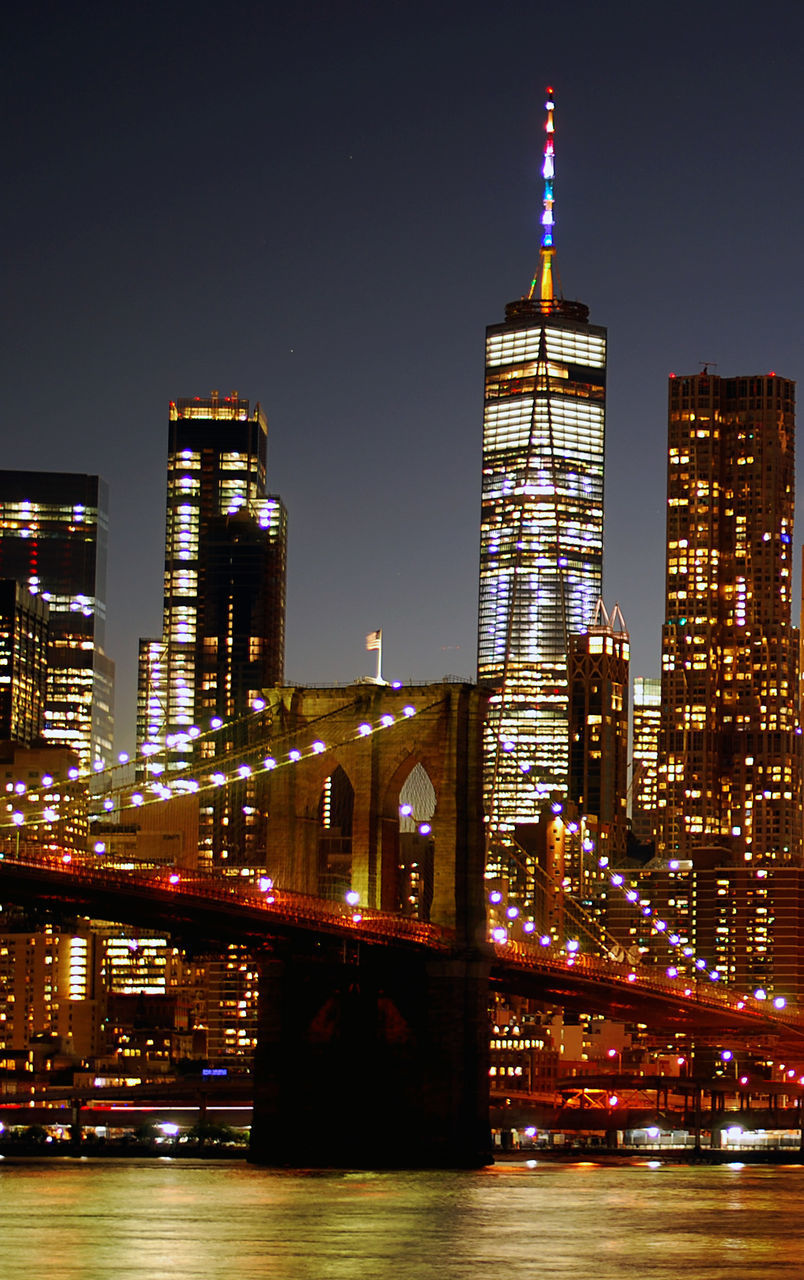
1 681 802 1165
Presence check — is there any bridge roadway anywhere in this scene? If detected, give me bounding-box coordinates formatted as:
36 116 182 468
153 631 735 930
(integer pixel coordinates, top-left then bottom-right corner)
2 848 804 1048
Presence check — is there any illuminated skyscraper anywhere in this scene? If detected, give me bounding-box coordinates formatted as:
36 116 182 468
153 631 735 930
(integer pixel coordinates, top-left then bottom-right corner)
0 580 49 745
631 676 661 845
138 392 287 795
0 472 114 769
478 90 606 881
656 371 802 863
568 601 629 861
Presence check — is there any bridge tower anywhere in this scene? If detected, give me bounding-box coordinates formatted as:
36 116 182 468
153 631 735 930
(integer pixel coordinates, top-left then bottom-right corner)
249 681 493 1167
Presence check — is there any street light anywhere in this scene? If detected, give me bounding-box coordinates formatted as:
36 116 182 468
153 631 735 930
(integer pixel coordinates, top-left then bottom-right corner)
607 1047 623 1073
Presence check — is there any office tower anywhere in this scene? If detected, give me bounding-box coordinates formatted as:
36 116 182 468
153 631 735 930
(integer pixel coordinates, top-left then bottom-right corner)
631 677 661 845
568 600 629 861
0 580 49 744
0 472 114 770
656 372 801 863
138 392 287 777
478 90 606 891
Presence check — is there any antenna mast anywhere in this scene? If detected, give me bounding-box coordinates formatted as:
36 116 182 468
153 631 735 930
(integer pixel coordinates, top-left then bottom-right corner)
528 87 556 305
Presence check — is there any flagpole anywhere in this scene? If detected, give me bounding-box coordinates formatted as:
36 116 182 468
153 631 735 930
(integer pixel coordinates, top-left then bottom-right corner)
376 631 382 683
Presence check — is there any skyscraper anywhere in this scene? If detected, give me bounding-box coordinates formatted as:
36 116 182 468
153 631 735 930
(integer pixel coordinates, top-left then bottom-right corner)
0 472 114 769
656 371 801 863
137 393 287 866
568 601 629 861
0 580 49 745
478 90 606 879
631 676 661 845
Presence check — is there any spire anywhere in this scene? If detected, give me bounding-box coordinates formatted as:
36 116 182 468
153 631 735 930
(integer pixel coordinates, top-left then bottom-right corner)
528 87 556 306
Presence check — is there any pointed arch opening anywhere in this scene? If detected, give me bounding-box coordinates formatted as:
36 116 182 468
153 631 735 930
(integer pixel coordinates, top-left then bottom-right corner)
317 766 354 900
396 763 436 920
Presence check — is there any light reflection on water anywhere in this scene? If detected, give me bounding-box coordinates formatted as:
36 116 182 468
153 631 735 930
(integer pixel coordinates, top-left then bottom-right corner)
1 1158 803 1279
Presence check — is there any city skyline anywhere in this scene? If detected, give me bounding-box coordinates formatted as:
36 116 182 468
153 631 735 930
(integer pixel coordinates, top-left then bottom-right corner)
4 3 804 751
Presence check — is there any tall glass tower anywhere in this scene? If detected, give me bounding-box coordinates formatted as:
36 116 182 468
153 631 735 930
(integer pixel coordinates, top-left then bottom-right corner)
138 392 286 778
478 90 606 871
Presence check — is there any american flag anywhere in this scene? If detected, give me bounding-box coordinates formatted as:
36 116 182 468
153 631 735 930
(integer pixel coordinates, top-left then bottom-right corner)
365 629 382 651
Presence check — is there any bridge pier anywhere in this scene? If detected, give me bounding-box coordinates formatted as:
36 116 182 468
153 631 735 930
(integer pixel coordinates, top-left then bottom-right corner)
249 945 492 1168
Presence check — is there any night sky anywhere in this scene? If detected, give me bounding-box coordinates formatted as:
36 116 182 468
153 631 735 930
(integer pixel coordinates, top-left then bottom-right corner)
4 0 804 751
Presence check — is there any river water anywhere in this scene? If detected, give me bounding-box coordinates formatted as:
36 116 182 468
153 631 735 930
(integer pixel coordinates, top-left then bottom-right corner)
1 1158 802 1278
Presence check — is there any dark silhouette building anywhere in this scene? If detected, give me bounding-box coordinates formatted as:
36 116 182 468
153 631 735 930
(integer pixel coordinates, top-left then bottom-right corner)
0 580 49 745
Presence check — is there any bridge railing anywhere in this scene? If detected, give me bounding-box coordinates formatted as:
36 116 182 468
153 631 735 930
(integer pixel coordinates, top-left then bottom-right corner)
496 937 804 1030
0 846 454 952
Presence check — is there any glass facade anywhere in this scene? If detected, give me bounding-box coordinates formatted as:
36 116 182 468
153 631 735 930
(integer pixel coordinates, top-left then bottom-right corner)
0 580 49 744
478 296 606 845
138 393 287 775
0 472 114 769
568 603 629 861
631 676 661 844
137 394 287 867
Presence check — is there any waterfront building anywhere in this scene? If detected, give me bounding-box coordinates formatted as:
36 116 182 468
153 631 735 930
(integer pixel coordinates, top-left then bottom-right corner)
478 91 606 903
630 677 661 846
568 600 629 861
0 471 114 770
656 372 801 863
0 918 103 1061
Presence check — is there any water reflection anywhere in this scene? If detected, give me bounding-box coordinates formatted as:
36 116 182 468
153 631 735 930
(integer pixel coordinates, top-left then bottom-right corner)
0 1159 803 1279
